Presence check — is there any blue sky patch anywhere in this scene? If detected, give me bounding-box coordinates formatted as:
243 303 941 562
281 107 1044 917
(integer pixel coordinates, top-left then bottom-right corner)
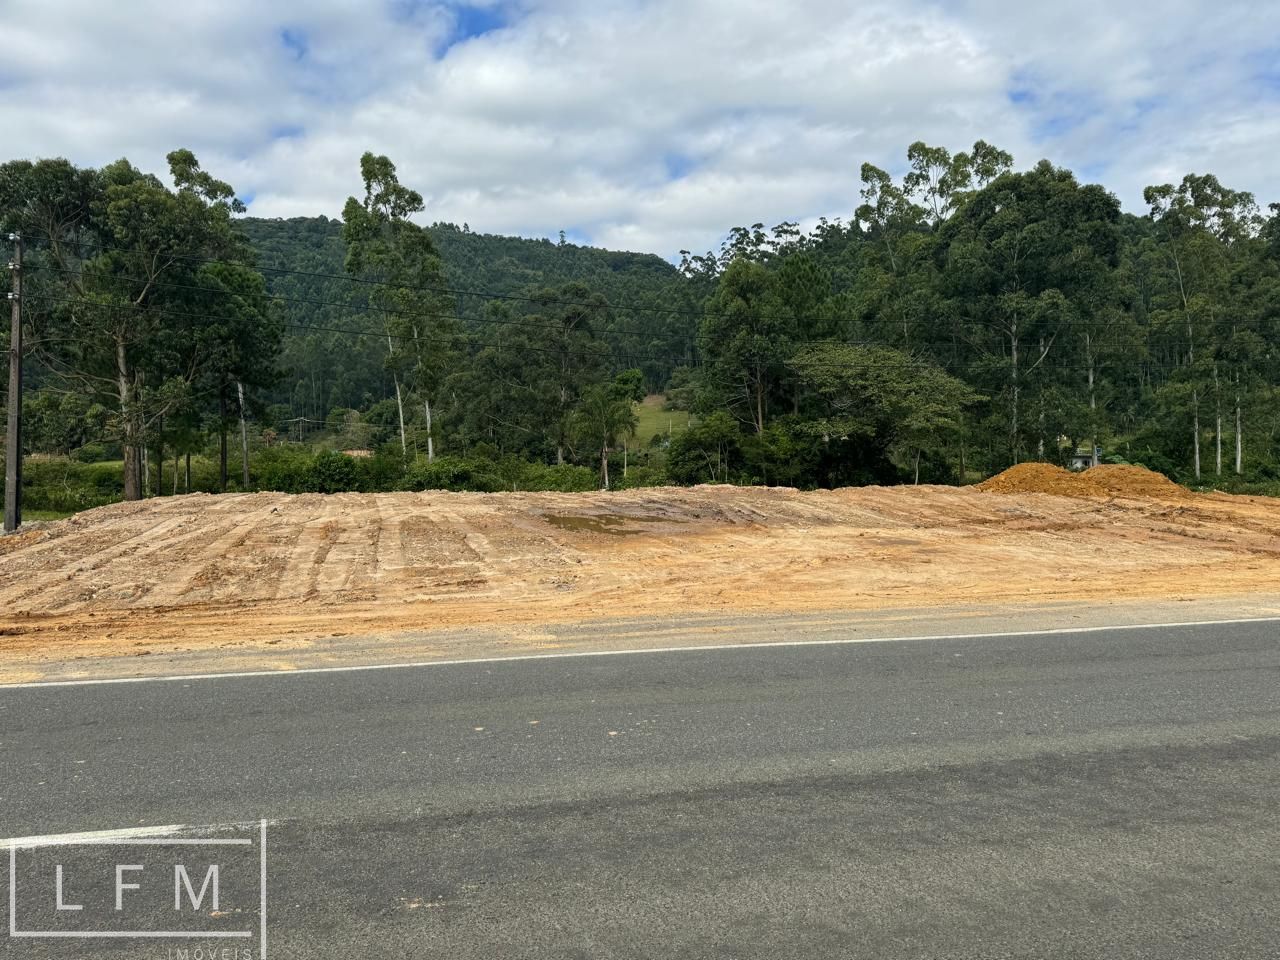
664 153 697 181
1033 112 1085 140
453 4 507 42
280 28 308 61
432 3 510 56
1250 48 1280 93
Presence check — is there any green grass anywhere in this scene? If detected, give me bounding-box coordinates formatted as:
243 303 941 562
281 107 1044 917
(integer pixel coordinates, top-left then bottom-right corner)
634 394 692 445
22 508 75 521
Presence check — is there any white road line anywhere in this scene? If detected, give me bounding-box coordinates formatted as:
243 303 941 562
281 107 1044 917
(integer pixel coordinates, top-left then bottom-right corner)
1 615 1277 690
3 822 266 848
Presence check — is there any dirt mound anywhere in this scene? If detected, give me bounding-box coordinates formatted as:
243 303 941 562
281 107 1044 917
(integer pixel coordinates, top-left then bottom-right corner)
977 463 1107 498
979 462 1189 501
1083 465 1191 500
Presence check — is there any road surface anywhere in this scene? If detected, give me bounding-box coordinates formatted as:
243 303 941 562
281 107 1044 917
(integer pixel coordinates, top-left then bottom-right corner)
2 619 1279 958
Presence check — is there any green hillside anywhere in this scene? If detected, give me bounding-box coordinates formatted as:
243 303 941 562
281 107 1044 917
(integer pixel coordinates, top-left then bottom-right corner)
237 216 696 424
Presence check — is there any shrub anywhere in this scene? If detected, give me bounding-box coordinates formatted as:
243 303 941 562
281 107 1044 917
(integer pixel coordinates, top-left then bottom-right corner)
512 461 598 492
71 442 118 463
352 449 408 492
13 457 124 512
307 450 359 494
613 465 666 490
252 446 316 493
402 456 503 493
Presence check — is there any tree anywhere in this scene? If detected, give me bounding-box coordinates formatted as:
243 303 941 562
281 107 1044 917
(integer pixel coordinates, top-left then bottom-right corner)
854 171 931 351
935 161 1122 466
572 382 638 489
443 286 610 463
789 343 979 483
188 250 281 491
666 411 740 484
342 152 454 460
699 260 795 434
1144 174 1264 479
2 151 275 499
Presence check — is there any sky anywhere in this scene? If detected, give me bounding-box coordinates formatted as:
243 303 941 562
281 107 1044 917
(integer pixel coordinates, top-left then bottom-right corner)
3 0 1279 258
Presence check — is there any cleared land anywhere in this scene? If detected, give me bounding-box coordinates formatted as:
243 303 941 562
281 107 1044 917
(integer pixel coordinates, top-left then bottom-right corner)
2 465 1280 677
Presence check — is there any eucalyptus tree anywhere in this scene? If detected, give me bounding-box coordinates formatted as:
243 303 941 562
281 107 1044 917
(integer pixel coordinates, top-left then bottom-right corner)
1144 173 1263 478
852 160 933 353
698 259 795 434
443 286 610 463
528 283 611 463
853 141 1013 355
935 161 1122 465
342 152 454 459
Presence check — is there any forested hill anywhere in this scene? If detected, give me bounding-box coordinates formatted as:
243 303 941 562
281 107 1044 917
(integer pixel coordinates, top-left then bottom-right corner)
237 216 692 420
239 216 681 304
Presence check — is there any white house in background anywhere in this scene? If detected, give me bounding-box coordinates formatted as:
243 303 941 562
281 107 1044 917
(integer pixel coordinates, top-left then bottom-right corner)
1067 446 1103 472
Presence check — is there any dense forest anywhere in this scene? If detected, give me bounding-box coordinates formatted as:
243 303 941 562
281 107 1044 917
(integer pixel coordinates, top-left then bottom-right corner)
239 214 693 426
2 140 1279 512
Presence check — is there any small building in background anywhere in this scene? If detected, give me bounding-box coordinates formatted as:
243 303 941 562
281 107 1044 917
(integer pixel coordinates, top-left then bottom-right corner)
341 449 374 459
1067 446 1102 472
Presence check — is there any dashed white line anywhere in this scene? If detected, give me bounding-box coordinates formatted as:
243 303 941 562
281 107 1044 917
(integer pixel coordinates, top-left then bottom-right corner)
3 822 268 848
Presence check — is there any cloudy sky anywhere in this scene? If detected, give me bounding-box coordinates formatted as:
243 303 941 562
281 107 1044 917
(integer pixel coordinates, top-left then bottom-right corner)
5 0 1279 257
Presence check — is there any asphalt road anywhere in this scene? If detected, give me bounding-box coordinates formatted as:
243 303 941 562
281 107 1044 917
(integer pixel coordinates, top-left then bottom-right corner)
2 619 1279 958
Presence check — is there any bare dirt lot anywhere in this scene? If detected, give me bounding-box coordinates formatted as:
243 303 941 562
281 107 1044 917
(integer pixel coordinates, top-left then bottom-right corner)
3 465 1280 679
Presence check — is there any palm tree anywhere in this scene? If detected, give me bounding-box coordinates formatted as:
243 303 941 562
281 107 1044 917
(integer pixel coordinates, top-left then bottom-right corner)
573 385 638 490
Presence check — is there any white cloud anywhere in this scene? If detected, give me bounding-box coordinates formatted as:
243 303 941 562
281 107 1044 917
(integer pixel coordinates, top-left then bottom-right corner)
2 0 1278 257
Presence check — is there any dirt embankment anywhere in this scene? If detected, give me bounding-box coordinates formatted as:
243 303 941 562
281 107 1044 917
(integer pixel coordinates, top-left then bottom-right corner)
2 468 1279 664
977 463 1193 500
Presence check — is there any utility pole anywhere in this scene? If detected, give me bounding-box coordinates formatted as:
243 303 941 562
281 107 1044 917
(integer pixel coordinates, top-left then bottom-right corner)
237 380 250 489
5 233 22 533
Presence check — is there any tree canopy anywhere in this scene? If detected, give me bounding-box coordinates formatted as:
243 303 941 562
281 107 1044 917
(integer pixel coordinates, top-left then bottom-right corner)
5 138 1280 500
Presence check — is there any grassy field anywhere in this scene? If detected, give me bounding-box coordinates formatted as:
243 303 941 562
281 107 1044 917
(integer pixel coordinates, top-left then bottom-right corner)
24 508 75 521
634 394 692 445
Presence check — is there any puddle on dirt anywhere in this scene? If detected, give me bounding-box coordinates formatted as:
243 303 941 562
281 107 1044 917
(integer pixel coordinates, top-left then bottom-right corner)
544 514 676 536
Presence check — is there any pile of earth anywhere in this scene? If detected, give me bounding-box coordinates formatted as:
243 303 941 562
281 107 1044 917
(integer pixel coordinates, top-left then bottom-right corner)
978 462 1188 500
977 463 1106 497
1083 464 1192 500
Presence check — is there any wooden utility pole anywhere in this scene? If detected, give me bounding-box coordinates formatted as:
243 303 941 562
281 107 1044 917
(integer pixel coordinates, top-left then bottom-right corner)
237 380 250 489
4 233 22 533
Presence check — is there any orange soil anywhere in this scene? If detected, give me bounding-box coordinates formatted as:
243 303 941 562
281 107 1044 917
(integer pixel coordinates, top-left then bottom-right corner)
977 462 1191 500
2 479 1279 666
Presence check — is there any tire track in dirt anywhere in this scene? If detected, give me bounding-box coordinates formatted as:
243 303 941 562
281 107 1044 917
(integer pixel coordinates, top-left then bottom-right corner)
5 483 1280 661
163 505 303 605
419 509 496 597
0 513 194 612
315 496 386 597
